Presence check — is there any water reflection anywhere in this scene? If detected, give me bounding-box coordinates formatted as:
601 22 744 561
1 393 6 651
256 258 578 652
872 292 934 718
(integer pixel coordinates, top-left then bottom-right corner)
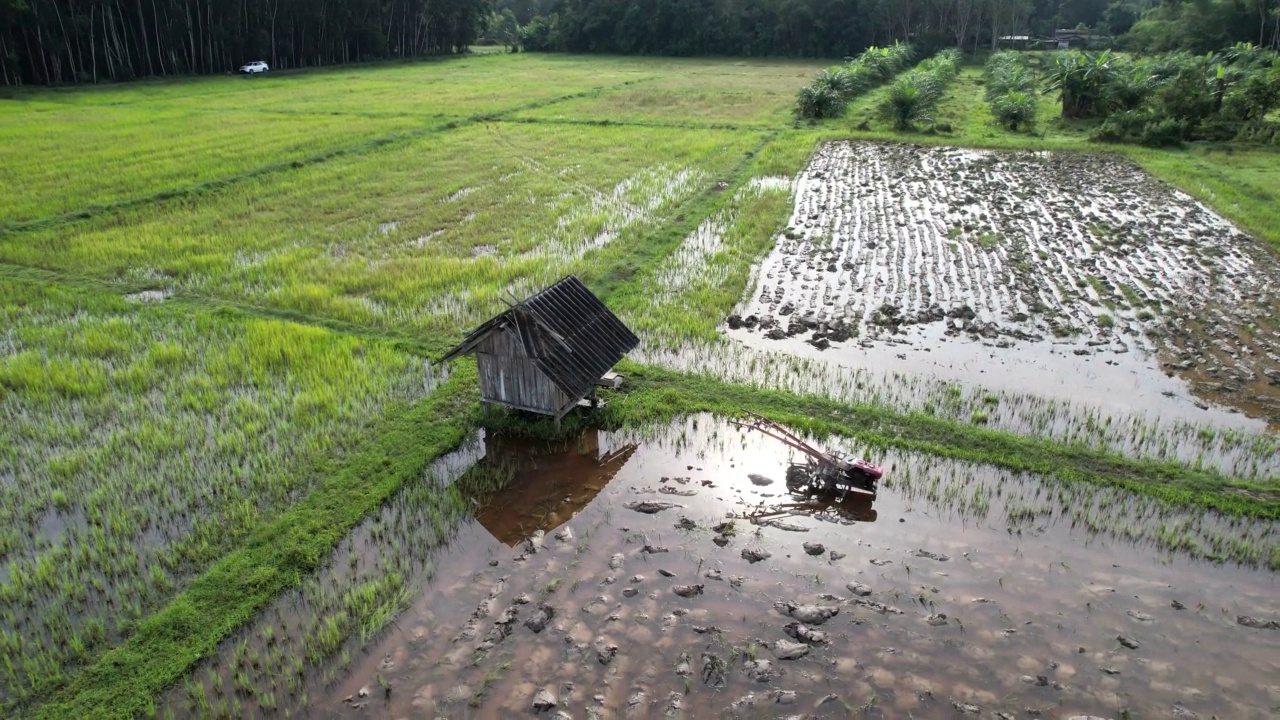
472 431 637 547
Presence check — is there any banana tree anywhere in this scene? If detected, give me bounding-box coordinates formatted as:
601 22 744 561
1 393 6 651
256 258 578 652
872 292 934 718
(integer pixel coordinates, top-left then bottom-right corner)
1043 50 1117 118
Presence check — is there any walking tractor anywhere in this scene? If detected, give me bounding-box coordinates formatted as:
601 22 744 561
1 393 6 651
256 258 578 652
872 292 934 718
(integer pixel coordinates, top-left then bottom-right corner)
731 412 883 499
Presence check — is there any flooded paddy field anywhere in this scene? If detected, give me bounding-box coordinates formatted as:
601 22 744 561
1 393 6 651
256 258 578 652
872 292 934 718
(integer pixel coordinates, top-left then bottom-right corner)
164 416 1278 719
726 142 1280 427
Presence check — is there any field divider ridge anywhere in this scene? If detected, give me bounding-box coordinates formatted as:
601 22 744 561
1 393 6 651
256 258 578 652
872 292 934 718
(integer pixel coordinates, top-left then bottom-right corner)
583 130 781 299
0 261 448 357
597 362 1280 524
494 115 763 132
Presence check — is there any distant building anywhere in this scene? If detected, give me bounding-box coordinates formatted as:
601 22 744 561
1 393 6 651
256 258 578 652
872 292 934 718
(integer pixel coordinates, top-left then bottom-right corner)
1053 29 1110 49
997 35 1039 50
997 30 1110 51
439 276 638 427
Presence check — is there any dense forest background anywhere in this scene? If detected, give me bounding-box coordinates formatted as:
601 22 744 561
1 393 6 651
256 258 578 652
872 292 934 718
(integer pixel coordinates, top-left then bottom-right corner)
501 0 1278 56
2 0 1277 85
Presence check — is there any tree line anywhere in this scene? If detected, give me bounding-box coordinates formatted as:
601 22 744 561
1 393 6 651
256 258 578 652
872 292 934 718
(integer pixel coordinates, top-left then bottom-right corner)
507 0 1276 58
4 0 1277 85
1 0 491 85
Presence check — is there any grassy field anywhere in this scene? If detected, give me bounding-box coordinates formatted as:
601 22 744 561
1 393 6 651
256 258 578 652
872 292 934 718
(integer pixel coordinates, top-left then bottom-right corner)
1 51 1276 718
2 122 760 335
516 57 827 126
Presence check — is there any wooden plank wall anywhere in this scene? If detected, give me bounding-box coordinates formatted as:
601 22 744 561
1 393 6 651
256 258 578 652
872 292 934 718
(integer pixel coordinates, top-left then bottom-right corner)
475 328 574 415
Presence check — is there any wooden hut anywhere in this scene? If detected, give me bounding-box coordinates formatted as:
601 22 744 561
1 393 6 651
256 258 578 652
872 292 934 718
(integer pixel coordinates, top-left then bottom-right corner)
439 276 639 426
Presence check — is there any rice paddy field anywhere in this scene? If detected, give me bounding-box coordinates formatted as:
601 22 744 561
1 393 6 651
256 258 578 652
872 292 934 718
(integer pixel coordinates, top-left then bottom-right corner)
1 51 1278 719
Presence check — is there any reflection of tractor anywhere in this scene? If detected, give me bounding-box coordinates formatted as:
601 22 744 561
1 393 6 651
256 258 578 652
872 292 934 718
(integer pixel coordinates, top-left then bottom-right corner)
732 412 882 499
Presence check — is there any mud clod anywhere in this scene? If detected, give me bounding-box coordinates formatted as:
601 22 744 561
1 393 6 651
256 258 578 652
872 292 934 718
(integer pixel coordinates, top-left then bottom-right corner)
742 658 782 682
778 602 840 625
1237 615 1280 630
672 584 704 598
701 653 728 687
625 501 682 514
524 605 555 633
914 548 950 562
846 582 872 596
772 639 809 660
532 686 558 712
784 622 829 644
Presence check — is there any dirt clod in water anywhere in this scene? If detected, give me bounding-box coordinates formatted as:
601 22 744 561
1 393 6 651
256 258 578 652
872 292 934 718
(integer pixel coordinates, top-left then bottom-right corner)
701 653 728 687
778 602 839 625
523 604 554 633
672 584 703 598
772 639 809 660
624 501 682 513
846 581 872 596
532 686 557 712
783 622 828 644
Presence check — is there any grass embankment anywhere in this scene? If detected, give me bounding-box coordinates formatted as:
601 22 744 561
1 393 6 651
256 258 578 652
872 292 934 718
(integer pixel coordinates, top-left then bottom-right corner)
31 371 479 720
601 364 1280 521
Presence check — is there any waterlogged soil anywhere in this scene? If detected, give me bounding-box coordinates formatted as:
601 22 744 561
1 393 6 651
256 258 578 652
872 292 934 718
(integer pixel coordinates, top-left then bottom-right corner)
319 418 1278 720
727 142 1280 427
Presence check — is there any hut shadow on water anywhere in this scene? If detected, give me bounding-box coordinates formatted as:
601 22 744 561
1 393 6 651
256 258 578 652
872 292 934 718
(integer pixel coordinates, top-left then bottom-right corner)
470 429 637 547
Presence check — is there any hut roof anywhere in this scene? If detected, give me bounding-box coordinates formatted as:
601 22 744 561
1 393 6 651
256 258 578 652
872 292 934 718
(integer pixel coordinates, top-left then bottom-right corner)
439 276 639 401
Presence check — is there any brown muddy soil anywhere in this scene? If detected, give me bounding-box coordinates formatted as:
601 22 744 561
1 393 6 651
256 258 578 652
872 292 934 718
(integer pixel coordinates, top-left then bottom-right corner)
309 418 1278 720
726 142 1280 426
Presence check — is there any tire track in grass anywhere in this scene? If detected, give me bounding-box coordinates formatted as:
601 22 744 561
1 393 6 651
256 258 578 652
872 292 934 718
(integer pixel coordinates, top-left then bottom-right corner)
0 261 449 357
0 78 659 239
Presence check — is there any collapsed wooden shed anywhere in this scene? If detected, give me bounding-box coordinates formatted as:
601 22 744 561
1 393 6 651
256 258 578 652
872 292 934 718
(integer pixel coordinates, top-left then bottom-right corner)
439 276 639 426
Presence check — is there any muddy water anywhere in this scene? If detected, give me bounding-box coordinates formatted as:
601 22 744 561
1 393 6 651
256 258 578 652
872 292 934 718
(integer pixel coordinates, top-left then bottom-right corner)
728 142 1280 426
325 417 1278 719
